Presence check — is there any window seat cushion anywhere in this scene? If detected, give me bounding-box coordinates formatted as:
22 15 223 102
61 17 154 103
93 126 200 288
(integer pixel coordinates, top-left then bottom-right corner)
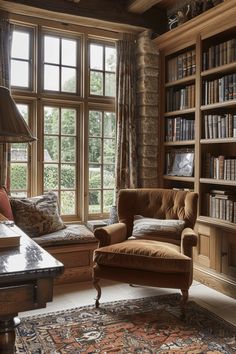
33 224 97 247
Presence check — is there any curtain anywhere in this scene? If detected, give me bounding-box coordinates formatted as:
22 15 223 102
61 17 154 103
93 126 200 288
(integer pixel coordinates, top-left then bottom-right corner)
115 34 138 196
0 11 12 188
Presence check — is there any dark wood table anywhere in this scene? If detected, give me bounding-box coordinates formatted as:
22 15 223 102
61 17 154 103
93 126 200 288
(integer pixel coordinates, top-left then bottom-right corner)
0 225 64 353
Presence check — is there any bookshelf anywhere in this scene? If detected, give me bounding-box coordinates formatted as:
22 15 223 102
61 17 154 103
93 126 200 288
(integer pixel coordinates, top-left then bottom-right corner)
154 1 236 297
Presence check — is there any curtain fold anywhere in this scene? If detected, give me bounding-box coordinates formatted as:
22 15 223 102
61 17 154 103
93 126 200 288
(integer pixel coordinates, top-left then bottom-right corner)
115 35 138 196
0 11 12 188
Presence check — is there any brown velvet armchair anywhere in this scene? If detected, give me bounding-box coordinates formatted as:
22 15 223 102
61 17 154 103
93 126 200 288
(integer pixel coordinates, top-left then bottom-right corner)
93 188 198 315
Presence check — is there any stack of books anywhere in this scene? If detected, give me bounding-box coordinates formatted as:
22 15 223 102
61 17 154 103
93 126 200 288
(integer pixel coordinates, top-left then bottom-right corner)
0 222 21 249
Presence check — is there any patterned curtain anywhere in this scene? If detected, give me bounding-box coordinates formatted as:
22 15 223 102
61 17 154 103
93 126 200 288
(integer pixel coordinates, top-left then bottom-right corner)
0 12 12 188
115 34 138 196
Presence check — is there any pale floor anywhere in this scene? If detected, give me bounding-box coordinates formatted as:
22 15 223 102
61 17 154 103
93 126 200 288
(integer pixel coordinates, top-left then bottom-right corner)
20 280 236 326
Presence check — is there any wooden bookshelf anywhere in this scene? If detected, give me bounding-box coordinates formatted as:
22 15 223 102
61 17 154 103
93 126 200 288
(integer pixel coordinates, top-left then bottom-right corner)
154 1 236 298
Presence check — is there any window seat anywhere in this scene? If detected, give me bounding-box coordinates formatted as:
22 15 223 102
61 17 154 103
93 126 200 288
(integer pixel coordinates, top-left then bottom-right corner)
33 224 98 285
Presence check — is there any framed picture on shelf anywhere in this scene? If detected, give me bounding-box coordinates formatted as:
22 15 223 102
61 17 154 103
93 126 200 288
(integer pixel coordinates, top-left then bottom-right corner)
169 151 194 176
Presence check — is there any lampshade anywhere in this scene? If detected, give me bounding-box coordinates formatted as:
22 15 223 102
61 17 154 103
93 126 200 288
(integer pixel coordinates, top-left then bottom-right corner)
0 86 36 143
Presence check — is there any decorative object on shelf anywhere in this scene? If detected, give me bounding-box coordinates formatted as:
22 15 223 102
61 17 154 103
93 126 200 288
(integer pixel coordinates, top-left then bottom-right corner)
167 149 194 177
168 0 223 31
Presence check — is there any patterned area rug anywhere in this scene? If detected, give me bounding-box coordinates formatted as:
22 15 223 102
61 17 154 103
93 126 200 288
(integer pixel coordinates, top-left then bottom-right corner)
16 294 236 353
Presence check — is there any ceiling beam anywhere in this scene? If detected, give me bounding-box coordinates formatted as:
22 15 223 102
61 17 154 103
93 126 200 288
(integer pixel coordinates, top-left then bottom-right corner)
2 0 155 29
127 0 162 14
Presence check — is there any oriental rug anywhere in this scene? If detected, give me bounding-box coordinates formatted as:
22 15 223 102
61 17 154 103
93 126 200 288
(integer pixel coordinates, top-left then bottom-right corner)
16 293 236 353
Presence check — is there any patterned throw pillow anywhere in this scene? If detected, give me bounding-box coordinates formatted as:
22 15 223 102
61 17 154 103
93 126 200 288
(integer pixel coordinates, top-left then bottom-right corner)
10 192 66 237
132 215 185 238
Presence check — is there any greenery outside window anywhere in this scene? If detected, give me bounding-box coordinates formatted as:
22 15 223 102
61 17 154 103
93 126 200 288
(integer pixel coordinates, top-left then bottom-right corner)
89 42 116 97
43 34 79 93
89 110 116 214
10 104 31 197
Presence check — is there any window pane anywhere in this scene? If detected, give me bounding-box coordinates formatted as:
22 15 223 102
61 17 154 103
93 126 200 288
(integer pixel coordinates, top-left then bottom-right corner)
105 73 116 97
12 31 29 60
89 166 101 188
89 190 101 213
17 104 29 125
105 47 116 72
104 112 116 138
44 64 59 91
62 39 76 66
61 137 76 162
61 191 76 215
61 109 76 135
44 107 59 134
103 165 115 188
90 71 103 95
44 164 58 189
61 164 76 189
11 60 29 87
104 139 115 163
89 111 102 136
61 67 76 92
103 190 114 212
90 44 103 70
44 136 59 161
44 36 59 64
10 163 28 190
89 138 101 163
11 144 28 162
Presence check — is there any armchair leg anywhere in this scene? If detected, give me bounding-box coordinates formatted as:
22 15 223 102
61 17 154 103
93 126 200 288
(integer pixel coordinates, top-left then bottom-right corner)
93 278 101 308
180 289 188 319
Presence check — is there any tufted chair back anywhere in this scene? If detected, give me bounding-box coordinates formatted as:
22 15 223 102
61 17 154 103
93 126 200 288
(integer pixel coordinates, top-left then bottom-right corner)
118 188 198 239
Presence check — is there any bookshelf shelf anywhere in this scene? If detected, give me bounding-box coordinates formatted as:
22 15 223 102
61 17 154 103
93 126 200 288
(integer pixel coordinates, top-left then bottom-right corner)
163 175 195 182
201 100 236 111
165 75 195 88
200 178 236 186
164 140 195 146
197 216 236 231
200 138 236 144
164 108 195 117
201 62 236 78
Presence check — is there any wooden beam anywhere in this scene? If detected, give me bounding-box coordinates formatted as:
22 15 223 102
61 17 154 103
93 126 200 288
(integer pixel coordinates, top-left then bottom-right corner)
1 0 153 29
128 0 162 14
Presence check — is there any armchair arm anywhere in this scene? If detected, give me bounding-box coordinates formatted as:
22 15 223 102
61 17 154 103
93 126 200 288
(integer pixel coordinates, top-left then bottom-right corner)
181 227 198 258
94 223 127 247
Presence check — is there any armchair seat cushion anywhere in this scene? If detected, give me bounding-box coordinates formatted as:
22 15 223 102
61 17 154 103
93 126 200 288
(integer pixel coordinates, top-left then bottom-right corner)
94 239 191 273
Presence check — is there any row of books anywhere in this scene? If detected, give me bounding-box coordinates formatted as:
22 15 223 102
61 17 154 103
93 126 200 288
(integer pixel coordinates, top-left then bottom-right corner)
206 190 236 223
202 38 236 71
167 49 196 82
204 153 236 180
165 117 195 142
203 73 236 105
166 85 195 112
203 114 236 139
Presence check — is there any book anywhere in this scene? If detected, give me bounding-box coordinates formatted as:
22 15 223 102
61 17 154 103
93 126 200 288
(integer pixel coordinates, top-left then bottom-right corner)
86 220 108 232
0 223 21 248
